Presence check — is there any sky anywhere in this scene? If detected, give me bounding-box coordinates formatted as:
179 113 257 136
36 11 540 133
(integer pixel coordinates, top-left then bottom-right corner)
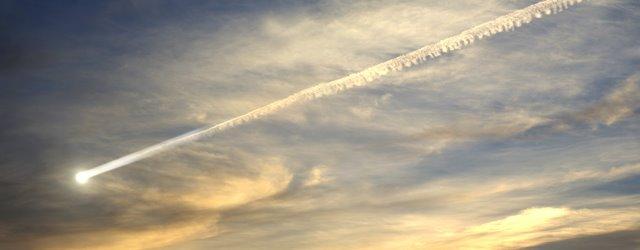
0 0 639 249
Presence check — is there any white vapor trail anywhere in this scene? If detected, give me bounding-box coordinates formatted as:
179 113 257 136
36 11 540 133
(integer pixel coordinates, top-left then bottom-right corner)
76 0 584 183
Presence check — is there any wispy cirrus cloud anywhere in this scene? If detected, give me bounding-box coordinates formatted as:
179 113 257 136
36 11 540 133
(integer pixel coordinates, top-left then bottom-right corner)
1 0 639 249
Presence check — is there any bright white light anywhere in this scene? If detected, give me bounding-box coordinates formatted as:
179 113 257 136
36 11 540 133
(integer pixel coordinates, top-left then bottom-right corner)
75 171 90 184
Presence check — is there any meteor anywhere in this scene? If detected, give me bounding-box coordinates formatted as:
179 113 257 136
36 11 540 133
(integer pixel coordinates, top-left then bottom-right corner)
75 0 584 184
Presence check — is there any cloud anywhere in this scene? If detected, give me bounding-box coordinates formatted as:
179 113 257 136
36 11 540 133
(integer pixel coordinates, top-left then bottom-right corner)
572 73 640 126
2 157 292 250
522 228 640 250
404 72 640 145
1 0 639 249
447 207 640 249
340 206 640 250
304 165 331 187
25 217 219 250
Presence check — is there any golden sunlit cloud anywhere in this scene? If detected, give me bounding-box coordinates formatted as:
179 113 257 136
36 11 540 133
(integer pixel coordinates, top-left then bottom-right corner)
30 162 293 250
346 206 640 250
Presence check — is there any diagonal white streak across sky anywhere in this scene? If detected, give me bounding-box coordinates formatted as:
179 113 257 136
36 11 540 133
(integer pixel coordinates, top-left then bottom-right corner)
75 0 585 183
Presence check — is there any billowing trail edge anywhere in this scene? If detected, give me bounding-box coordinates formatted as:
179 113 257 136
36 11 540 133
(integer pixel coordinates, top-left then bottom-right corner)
76 0 585 182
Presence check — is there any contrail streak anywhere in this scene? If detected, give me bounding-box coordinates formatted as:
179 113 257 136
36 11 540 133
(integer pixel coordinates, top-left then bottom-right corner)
75 0 584 183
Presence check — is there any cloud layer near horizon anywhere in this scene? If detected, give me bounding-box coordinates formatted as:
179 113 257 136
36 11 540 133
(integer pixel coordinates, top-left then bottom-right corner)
1 0 639 249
